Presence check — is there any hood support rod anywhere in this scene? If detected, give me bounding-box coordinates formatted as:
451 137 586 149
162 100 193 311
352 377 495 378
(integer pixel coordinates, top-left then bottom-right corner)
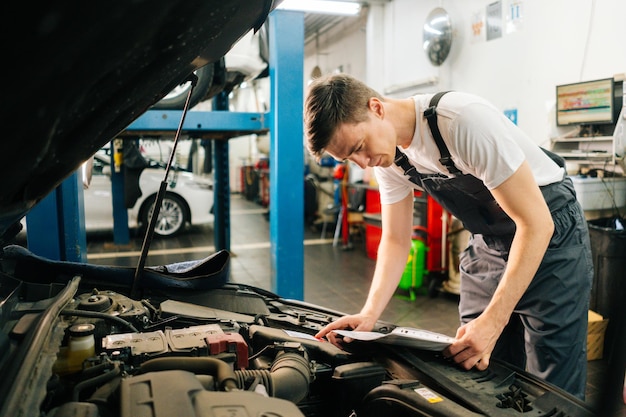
130 73 198 299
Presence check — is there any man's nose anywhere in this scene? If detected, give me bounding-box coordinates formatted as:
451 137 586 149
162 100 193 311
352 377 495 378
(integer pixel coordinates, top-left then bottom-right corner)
349 154 368 169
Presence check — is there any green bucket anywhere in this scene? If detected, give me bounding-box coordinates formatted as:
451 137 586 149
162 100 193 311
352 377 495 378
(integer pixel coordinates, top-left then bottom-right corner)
399 238 427 294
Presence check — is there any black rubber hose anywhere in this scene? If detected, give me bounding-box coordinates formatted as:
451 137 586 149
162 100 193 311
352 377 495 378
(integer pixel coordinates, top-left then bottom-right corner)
72 362 121 402
137 353 312 402
80 359 116 378
61 309 138 332
137 357 238 392
88 376 122 405
236 369 273 393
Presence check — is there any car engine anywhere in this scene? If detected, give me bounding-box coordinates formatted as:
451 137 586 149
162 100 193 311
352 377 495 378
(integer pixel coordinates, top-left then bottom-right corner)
48 289 321 416
29 284 392 417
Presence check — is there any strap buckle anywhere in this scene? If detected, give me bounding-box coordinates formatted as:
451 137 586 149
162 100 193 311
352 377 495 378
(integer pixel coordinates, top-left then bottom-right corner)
394 149 408 165
439 156 461 174
439 156 453 166
423 105 437 119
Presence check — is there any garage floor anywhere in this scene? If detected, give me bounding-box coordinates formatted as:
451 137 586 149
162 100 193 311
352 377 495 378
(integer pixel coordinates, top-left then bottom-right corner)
84 193 624 416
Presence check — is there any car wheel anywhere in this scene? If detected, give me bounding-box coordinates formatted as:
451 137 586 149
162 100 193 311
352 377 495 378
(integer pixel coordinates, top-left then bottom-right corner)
151 64 214 110
141 193 189 237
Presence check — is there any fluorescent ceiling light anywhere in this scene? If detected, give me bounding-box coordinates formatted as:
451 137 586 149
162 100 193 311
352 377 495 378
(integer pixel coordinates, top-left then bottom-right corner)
278 0 362 16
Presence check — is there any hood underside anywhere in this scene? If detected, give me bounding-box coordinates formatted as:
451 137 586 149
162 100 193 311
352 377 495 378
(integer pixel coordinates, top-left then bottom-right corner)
1 0 276 239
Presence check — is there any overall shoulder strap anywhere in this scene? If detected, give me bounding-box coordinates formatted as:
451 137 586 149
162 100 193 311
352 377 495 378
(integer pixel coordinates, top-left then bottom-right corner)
423 91 461 175
394 148 421 186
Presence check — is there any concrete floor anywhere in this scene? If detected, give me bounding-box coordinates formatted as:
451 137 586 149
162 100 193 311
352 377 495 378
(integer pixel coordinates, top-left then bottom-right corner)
84 193 625 416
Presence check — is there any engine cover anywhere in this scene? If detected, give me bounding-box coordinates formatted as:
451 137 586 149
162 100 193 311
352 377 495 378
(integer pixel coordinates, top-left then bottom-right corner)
121 370 304 417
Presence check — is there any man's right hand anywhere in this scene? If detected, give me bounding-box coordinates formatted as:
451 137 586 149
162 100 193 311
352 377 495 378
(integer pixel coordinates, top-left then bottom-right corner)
314 313 377 348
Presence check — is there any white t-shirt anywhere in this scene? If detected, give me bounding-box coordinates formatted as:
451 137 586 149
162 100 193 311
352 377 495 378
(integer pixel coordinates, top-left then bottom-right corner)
375 92 564 205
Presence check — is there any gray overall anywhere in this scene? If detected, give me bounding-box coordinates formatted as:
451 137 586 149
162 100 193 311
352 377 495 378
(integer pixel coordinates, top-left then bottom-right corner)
394 92 594 399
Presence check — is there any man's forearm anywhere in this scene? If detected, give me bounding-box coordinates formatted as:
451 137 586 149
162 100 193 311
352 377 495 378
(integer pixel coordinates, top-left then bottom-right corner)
360 238 412 319
481 222 553 328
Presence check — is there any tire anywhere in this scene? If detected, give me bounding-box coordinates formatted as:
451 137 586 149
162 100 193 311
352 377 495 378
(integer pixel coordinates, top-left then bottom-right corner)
152 64 214 110
202 58 226 100
140 193 189 237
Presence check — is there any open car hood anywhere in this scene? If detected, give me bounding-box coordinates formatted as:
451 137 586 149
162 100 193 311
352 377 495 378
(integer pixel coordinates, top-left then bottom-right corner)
1 0 278 240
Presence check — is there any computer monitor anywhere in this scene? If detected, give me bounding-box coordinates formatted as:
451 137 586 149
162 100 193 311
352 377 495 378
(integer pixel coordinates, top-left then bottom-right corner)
556 78 615 128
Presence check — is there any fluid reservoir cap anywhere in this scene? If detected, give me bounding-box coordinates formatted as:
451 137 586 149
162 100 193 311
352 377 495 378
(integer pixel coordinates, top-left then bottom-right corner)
78 294 112 312
69 323 96 337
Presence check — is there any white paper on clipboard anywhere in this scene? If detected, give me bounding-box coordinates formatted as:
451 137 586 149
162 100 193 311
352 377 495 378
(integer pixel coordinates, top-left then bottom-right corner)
332 327 455 351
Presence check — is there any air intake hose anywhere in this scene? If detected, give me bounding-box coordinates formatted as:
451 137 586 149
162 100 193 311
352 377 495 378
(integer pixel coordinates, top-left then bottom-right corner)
235 350 313 404
138 350 313 403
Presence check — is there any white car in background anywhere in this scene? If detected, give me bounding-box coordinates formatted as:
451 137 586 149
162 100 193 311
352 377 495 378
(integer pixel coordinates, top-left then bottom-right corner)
85 148 214 237
152 25 269 110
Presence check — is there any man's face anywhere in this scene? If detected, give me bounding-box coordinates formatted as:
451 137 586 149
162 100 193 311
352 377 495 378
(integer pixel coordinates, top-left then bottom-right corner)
324 99 396 169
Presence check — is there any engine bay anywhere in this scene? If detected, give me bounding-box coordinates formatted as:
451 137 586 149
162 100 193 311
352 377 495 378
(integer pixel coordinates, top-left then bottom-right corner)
5 274 389 417
48 289 326 416
0 255 596 417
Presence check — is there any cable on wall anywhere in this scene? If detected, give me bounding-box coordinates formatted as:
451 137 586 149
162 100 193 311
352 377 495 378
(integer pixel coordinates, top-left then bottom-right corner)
579 0 597 80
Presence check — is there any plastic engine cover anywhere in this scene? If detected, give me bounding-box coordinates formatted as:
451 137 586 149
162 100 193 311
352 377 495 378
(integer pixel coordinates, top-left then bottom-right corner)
121 370 304 417
359 379 485 417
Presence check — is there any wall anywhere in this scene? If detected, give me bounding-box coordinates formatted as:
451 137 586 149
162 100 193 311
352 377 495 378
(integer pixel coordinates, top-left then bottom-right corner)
194 79 272 193
304 0 626 147
304 12 368 83
227 81 271 193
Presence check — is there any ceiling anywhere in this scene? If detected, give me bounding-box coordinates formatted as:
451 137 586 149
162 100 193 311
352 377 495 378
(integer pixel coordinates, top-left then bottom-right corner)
303 12 362 45
302 0 387 46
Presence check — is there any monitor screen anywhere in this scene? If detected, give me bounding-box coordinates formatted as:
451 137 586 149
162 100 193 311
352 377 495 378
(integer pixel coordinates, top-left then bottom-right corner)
556 78 614 127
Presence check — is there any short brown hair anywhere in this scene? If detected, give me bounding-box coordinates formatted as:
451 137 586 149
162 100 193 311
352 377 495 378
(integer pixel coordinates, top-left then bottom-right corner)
304 73 382 159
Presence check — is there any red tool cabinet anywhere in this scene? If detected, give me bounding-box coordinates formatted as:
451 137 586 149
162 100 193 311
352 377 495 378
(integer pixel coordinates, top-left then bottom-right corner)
364 189 449 281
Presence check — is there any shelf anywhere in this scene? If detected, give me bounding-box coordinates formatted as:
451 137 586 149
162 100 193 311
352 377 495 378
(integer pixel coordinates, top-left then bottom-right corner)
362 212 382 227
551 136 613 143
551 134 619 172
558 152 612 159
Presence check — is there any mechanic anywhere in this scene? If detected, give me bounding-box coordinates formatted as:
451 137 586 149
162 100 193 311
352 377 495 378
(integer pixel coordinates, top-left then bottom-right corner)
305 73 593 400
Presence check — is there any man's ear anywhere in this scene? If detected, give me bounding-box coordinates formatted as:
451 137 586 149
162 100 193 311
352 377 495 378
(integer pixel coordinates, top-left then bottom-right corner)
368 97 384 118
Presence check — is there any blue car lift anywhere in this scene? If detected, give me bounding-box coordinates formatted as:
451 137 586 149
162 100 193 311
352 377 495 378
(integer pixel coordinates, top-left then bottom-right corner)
25 172 88 263
25 10 306 300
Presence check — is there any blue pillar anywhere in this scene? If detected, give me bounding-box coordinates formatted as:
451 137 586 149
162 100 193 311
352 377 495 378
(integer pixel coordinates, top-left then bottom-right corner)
268 10 305 300
25 171 87 262
213 91 231 252
111 140 130 245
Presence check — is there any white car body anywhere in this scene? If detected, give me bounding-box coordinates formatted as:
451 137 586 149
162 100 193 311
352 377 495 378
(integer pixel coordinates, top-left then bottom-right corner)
84 150 214 236
224 28 268 84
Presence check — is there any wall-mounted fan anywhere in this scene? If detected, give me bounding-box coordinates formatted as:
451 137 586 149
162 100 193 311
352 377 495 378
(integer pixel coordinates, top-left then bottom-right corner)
423 7 453 66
